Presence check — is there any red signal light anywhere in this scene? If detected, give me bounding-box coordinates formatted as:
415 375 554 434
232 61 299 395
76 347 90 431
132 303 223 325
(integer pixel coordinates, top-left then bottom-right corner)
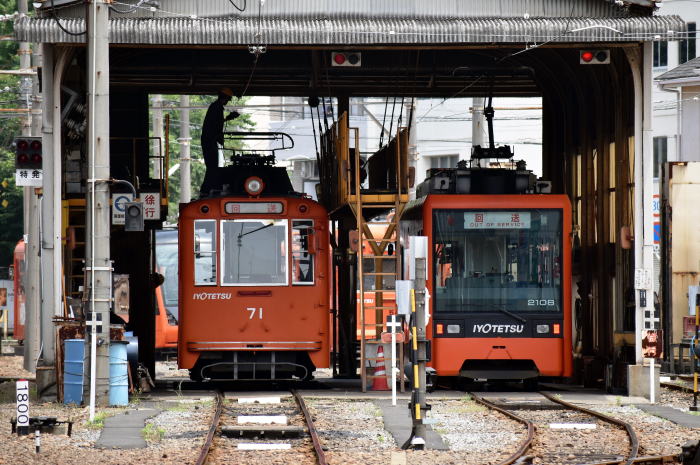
17 154 29 164
31 154 42 164
333 53 346 65
30 140 41 151
17 140 29 151
581 51 594 63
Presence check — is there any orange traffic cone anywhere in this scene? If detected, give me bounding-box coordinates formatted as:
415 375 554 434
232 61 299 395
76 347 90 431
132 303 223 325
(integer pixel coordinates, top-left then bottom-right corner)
371 345 390 391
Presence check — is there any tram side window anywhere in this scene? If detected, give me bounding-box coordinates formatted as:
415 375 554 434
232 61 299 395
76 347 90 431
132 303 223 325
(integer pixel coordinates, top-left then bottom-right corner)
292 220 314 285
194 220 217 285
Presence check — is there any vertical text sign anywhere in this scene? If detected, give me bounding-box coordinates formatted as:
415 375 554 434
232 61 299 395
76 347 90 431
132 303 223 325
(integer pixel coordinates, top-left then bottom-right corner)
16 379 29 431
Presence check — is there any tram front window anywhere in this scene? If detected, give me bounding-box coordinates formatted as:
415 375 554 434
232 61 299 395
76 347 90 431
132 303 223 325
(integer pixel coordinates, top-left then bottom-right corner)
433 209 562 313
221 219 288 285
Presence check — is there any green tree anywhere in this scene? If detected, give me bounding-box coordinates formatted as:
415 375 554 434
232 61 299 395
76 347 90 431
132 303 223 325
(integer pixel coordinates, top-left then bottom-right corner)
0 0 27 266
0 149 23 266
155 95 255 224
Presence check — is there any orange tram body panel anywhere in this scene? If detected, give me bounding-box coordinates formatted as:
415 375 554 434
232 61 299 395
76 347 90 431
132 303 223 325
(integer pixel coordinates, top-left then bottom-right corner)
402 193 573 381
155 229 179 350
178 194 330 381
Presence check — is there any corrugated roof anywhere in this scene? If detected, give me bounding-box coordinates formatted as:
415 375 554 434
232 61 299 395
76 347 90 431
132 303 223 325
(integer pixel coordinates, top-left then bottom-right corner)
656 56 700 82
15 15 685 45
35 0 634 20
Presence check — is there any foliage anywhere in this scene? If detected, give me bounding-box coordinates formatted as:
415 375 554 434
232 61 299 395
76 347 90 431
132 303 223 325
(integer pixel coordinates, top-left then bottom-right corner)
153 95 255 224
141 422 166 442
0 0 27 265
0 148 23 266
86 411 108 430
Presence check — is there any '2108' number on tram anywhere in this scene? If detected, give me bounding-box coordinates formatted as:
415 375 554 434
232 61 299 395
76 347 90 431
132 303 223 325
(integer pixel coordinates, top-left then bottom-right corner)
246 307 263 319
527 299 555 307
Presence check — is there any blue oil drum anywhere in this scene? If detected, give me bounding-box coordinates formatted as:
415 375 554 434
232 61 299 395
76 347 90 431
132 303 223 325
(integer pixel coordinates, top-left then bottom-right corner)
63 339 85 405
109 341 129 406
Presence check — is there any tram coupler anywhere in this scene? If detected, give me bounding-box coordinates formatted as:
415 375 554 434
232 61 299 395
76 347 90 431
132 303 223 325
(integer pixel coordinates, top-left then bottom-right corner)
682 440 700 465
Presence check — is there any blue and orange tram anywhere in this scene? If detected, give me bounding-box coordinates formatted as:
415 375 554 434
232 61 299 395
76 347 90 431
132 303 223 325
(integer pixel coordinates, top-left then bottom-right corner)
401 162 573 385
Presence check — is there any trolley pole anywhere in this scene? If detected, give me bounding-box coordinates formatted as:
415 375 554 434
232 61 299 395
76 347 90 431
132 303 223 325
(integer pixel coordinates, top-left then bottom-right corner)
85 0 112 414
404 248 429 450
179 95 191 204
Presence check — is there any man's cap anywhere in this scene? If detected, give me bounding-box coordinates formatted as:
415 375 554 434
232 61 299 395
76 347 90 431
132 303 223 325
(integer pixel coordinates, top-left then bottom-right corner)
219 87 235 97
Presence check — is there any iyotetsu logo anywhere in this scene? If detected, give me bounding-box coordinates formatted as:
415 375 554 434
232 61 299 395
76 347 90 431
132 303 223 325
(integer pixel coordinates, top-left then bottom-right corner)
193 292 232 300
472 323 524 334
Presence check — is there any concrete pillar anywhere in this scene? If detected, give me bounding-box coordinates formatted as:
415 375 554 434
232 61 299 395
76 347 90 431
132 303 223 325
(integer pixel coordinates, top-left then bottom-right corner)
37 44 58 400
626 41 659 402
85 0 112 410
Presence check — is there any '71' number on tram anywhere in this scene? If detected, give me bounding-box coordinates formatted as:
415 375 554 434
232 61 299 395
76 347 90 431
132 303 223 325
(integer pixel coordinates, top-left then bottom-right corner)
246 307 263 319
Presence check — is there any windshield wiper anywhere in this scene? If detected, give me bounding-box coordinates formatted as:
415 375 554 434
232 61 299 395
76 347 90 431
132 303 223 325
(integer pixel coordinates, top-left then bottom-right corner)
457 303 527 323
488 304 527 323
238 222 273 239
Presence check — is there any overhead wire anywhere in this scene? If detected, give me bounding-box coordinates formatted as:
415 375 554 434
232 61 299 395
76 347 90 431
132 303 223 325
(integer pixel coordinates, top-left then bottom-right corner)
227 0 246 13
49 0 86 36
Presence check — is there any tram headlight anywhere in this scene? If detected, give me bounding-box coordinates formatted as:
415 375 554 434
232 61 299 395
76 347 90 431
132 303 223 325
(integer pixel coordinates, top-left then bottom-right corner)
244 176 264 196
447 324 461 334
536 324 550 334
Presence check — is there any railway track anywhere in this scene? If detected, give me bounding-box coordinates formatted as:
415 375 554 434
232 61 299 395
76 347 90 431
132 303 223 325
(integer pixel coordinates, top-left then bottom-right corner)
196 390 327 465
472 391 641 465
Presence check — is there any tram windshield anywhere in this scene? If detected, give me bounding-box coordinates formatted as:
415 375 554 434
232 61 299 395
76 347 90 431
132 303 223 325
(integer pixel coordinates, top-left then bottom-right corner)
221 219 288 285
433 209 562 313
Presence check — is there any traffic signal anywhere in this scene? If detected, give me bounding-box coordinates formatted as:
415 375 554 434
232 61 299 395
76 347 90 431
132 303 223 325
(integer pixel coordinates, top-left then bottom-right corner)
331 52 361 67
14 137 42 170
579 49 610 65
124 201 144 232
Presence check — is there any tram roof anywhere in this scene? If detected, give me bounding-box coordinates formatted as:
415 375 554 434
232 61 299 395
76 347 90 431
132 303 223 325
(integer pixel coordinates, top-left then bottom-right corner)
16 0 684 45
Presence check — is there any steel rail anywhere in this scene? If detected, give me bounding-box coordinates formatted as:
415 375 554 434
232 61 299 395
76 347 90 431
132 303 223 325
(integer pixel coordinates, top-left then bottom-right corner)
539 391 639 465
470 393 535 465
661 381 693 394
291 389 328 465
195 390 224 465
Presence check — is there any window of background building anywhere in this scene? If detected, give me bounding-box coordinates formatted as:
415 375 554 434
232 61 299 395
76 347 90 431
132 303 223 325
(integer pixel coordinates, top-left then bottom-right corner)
653 40 668 68
429 154 459 169
653 136 667 179
679 22 697 65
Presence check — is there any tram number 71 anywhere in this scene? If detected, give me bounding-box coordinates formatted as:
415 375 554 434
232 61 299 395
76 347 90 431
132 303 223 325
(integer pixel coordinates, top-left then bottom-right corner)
246 307 263 320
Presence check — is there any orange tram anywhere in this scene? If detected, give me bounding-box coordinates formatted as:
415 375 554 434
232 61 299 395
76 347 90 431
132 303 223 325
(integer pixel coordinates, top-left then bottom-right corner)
401 160 573 386
178 144 330 381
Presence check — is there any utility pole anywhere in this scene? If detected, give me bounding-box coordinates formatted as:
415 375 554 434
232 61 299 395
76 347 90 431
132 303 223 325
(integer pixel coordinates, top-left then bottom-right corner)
406 99 417 200
152 95 163 179
179 95 191 204
471 97 485 166
19 0 40 374
85 0 112 413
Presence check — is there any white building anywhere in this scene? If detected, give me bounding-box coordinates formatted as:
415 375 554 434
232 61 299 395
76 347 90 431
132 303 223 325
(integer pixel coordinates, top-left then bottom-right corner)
653 1 699 167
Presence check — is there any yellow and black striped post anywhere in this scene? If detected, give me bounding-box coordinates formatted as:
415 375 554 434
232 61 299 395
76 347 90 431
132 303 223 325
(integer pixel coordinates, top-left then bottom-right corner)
693 294 700 411
402 256 429 449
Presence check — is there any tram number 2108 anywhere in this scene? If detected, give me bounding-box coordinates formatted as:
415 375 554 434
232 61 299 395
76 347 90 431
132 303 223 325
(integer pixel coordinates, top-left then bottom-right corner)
527 299 556 307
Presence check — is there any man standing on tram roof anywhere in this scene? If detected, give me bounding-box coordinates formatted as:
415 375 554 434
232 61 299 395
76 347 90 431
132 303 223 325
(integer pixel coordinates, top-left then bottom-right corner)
200 87 241 196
